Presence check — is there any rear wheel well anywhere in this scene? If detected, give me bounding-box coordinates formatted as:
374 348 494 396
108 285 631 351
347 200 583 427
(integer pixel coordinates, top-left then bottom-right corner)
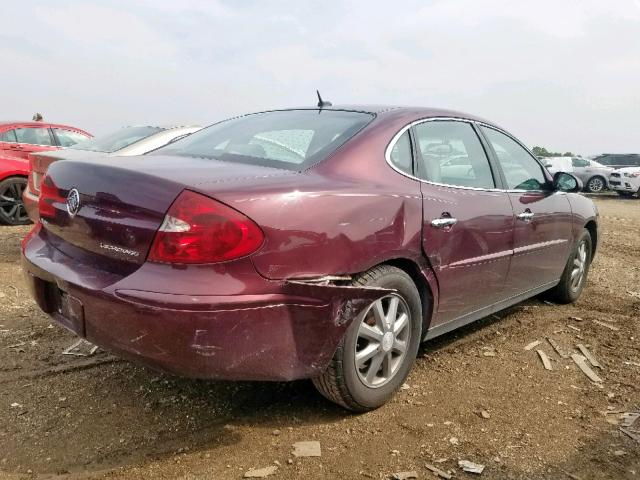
382 258 434 335
584 221 597 260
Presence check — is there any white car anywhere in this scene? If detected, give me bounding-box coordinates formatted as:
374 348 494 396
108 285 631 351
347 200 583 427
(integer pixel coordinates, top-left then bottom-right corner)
541 156 613 193
609 167 640 197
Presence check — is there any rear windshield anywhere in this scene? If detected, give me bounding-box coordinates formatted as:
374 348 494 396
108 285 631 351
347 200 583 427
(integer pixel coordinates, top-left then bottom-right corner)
155 110 375 170
70 126 165 153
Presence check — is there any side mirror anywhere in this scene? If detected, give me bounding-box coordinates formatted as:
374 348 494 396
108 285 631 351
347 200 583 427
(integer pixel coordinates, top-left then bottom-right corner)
553 171 582 192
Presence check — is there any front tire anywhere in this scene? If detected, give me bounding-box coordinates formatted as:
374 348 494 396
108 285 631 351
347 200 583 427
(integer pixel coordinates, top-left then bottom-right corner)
585 176 605 193
312 265 422 411
0 177 31 226
547 229 592 304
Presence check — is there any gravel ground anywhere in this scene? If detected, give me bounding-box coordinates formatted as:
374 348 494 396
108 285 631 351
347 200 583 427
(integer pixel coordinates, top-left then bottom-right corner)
1 194 638 480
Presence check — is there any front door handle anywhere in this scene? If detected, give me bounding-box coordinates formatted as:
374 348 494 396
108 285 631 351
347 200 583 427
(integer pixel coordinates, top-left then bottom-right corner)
517 209 534 222
431 216 458 229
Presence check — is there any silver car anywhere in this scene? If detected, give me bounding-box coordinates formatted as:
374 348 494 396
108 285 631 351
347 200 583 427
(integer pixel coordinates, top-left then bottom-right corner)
541 156 613 193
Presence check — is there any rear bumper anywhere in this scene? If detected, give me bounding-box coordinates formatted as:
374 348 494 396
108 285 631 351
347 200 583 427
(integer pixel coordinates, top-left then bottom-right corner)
22 228 385 381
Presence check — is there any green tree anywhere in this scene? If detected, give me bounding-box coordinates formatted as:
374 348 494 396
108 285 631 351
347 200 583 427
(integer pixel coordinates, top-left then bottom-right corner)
531 146 574 157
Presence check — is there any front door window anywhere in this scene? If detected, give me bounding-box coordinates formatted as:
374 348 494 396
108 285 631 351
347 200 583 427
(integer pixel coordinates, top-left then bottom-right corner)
480 127 546 191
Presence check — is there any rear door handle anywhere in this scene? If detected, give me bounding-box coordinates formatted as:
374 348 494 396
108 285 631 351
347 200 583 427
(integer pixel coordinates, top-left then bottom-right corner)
9 144 22 149
431 217 458 229
517 209 534 222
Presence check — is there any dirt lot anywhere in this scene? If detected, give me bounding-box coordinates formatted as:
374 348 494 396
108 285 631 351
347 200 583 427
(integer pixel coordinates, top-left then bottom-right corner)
1 194 638 480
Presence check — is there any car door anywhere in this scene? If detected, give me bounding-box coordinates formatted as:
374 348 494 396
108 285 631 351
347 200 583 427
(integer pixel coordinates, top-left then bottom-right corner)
0 128 22 156
411 119 514 326
11 126 57 159
479 126 573 297
571 157 592 184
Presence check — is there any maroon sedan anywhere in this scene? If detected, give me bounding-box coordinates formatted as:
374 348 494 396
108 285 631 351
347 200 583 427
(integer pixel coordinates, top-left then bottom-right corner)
22 106 598 411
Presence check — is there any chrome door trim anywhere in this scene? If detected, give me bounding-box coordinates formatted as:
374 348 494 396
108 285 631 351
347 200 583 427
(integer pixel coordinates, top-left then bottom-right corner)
385 116 548 195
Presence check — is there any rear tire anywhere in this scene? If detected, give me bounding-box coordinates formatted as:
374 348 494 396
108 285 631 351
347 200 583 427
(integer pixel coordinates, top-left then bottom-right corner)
312 265 422 411
0 177 31 226
585 176 605 193
547 229 592 304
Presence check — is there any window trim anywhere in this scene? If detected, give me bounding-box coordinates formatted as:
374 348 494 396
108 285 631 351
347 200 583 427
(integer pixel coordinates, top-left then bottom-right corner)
385 117 503 192
387 128 416 177
385 117 552 193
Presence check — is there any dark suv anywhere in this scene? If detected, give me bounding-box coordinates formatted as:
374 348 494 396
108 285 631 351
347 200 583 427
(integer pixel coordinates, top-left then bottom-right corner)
592 154 640 170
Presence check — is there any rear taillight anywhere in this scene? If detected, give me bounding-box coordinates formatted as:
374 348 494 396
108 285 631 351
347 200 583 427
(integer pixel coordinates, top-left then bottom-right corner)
38 175 65 219
29 171 42 194
148 190 264 264
27 155 41 194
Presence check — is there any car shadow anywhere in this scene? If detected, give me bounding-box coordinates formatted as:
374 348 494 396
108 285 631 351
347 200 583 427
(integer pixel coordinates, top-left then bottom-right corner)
3 298 545 476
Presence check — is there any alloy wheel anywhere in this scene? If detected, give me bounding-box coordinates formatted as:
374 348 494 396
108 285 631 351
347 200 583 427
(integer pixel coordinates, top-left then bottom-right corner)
354 294 411 388
587 177 604 193
0 179 28 224
570 240 588 291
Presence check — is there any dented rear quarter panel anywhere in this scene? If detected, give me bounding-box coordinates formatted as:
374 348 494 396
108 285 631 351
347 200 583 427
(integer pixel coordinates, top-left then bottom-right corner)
201 113 426 281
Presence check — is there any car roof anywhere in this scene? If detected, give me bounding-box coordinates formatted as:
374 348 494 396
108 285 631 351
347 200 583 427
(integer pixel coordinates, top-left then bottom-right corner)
0 121 90 134
0 120 78 128
258 105 503 129
595 153 640 156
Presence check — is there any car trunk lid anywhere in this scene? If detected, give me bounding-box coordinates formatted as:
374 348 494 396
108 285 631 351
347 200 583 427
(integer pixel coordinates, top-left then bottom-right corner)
29 150 105 195
38 155 295 266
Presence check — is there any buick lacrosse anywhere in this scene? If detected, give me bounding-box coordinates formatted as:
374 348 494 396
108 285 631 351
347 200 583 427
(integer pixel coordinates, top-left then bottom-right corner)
22 105 598 411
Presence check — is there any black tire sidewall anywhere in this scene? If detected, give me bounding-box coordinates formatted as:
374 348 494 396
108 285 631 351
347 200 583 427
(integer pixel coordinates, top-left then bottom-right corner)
587 176 604 193
341 269 422 409
561 230 592 302
0 177 29 226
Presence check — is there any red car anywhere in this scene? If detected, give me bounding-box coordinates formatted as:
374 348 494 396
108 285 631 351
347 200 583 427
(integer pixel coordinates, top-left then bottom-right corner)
22 106 598 411
0 121 91 225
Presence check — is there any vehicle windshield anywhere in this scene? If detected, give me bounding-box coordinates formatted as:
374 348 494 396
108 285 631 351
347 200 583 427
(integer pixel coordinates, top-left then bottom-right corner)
155 110 375 170
70 126 165 153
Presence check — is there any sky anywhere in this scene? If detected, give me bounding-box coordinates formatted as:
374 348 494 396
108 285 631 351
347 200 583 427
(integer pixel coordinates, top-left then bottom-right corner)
1 0 639 155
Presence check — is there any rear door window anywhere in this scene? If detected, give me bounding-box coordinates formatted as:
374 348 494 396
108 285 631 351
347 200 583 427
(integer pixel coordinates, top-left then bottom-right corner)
412 120 496 189
14 127 54 146
622 155 640 167
481 127 546 191
0 129 17 142
388 130 413 175
572 157 589 168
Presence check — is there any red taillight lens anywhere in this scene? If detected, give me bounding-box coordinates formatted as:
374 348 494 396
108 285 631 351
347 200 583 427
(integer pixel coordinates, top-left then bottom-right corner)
38 175 65 219
148 190 264 264
29 171 42 194
28 155 42 194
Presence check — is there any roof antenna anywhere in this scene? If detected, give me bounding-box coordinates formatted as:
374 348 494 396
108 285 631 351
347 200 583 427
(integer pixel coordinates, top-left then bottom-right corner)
316 90 332 108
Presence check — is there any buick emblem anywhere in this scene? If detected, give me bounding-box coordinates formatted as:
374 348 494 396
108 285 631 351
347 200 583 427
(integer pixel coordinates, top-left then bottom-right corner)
66 188 81 217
